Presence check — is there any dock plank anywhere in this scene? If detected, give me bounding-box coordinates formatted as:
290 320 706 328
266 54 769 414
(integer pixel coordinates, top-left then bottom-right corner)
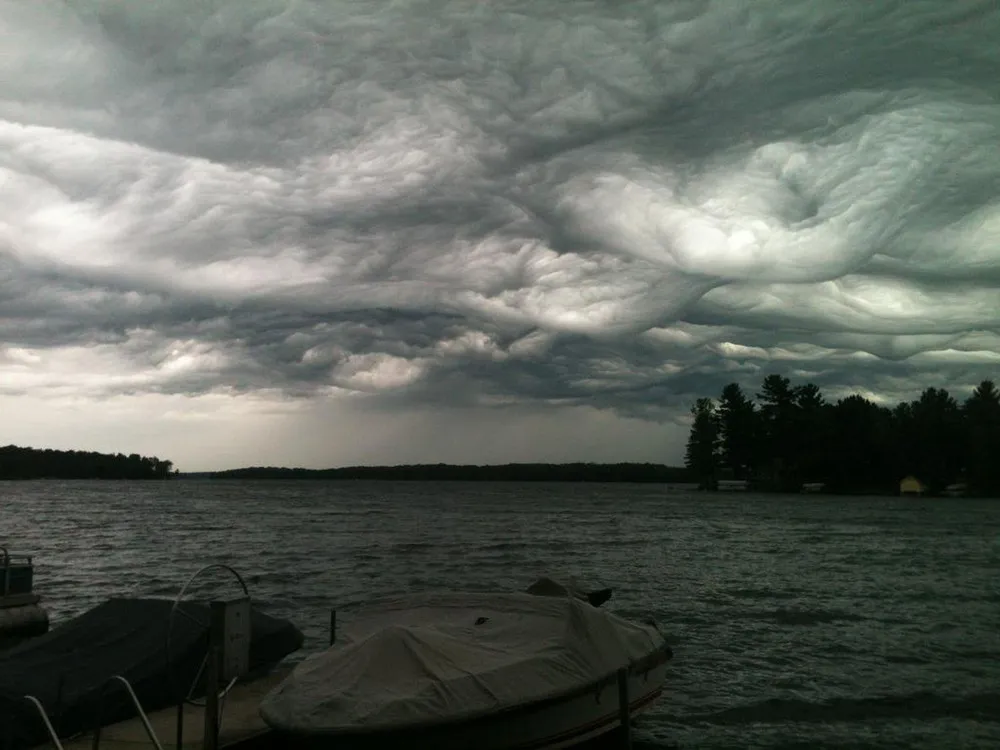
40 670 286 750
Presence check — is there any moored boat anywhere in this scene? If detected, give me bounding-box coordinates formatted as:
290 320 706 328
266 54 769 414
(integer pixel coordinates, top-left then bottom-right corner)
0 596 303 750
259 586 673 749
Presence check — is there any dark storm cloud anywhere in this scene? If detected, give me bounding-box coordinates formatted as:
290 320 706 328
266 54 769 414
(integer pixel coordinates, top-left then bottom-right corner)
3 0 1000 415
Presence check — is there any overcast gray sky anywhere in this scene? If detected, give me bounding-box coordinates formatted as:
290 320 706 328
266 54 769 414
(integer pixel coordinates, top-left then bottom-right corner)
2 0 999 471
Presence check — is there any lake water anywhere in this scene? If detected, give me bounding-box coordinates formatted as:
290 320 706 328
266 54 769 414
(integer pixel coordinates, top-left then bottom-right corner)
2 480 999 748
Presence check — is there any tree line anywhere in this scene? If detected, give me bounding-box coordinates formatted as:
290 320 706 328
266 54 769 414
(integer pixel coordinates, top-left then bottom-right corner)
210 463 692 483
685 376 1000 496
0 445 176 480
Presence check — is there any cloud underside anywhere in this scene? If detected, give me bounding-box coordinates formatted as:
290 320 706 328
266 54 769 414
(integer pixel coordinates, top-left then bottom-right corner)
3 0 1000 423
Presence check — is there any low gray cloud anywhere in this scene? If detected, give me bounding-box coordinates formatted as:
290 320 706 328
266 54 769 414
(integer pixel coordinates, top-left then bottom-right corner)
2 0 999 466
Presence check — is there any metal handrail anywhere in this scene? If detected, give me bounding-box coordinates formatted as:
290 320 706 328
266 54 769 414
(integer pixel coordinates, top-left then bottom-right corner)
167 564 248 707
23 695 65 750
0 548 32 566
91 675 164 750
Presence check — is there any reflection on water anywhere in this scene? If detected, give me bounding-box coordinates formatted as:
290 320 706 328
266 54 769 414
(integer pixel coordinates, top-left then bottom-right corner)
2 480 999 749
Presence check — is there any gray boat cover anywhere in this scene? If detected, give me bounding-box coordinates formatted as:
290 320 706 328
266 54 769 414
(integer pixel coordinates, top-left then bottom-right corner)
259 591 665 735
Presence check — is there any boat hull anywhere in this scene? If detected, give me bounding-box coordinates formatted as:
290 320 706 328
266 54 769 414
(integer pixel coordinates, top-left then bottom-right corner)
0 594 49 646
0 602 49 640
271 652 670 750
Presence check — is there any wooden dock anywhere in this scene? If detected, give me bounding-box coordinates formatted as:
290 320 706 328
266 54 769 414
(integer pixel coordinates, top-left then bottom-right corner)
37 670 286 750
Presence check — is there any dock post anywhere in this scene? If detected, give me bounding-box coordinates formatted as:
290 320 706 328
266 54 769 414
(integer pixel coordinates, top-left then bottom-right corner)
203 603 226 750
203 644 221 750
616 667 632 749
175 701 184 750
4 701 13 750
53 675 65 736
203 596 251 750
90 688 104 750
329 610 337 646
1 547 9 597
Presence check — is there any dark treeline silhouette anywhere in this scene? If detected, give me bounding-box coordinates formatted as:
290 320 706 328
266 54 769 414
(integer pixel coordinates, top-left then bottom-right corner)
685 376 1000 496
0 445 176 480
209 462 692 483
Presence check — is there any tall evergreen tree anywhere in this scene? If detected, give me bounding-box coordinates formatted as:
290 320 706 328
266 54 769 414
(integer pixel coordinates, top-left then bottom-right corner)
685 398 720 489
908 387 964 492
716 383 757 480
964 380 1000 496
829 395 893 493
756 374 799 490
794 383 829 483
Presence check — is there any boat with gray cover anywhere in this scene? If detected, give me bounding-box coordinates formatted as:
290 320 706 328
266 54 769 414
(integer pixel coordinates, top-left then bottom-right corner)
260 579 672 749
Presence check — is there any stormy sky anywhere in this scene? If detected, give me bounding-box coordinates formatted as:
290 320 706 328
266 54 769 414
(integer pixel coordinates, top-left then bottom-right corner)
2 0 999 471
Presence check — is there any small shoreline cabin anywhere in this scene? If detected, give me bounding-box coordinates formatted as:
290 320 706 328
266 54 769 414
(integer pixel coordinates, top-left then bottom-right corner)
899 475 925 496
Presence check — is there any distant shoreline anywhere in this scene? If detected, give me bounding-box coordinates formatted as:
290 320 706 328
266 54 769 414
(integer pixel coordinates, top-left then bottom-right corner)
191 463 693 483
183 465 990 497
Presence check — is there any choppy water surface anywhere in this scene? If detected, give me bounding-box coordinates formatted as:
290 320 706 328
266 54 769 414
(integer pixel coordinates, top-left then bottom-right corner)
2 480 999 748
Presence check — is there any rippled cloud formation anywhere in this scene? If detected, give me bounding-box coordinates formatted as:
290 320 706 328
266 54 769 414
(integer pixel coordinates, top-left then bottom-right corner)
2 1 999 468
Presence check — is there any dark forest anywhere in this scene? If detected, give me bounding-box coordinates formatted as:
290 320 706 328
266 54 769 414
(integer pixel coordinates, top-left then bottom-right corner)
209 463 691 483
0 446 176 480
685 376 1000 496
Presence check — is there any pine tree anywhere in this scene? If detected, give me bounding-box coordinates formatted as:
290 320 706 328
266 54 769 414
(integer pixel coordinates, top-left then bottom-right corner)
685 398 720 489
908 387 963 492
756 374 799 490
716 383 757 480
964 380 1000 496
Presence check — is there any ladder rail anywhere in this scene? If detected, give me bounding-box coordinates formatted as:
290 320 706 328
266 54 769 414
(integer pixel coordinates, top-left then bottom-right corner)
22 695 65 750
91 675 164 750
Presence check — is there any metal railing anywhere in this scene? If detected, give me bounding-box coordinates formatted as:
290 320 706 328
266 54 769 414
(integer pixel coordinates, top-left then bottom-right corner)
0 547 33 566
21 674 162 750
22 695 64 750
91 675 164 750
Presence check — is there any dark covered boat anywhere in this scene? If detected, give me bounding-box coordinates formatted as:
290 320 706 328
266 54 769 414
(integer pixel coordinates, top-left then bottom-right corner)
0 597 303 750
